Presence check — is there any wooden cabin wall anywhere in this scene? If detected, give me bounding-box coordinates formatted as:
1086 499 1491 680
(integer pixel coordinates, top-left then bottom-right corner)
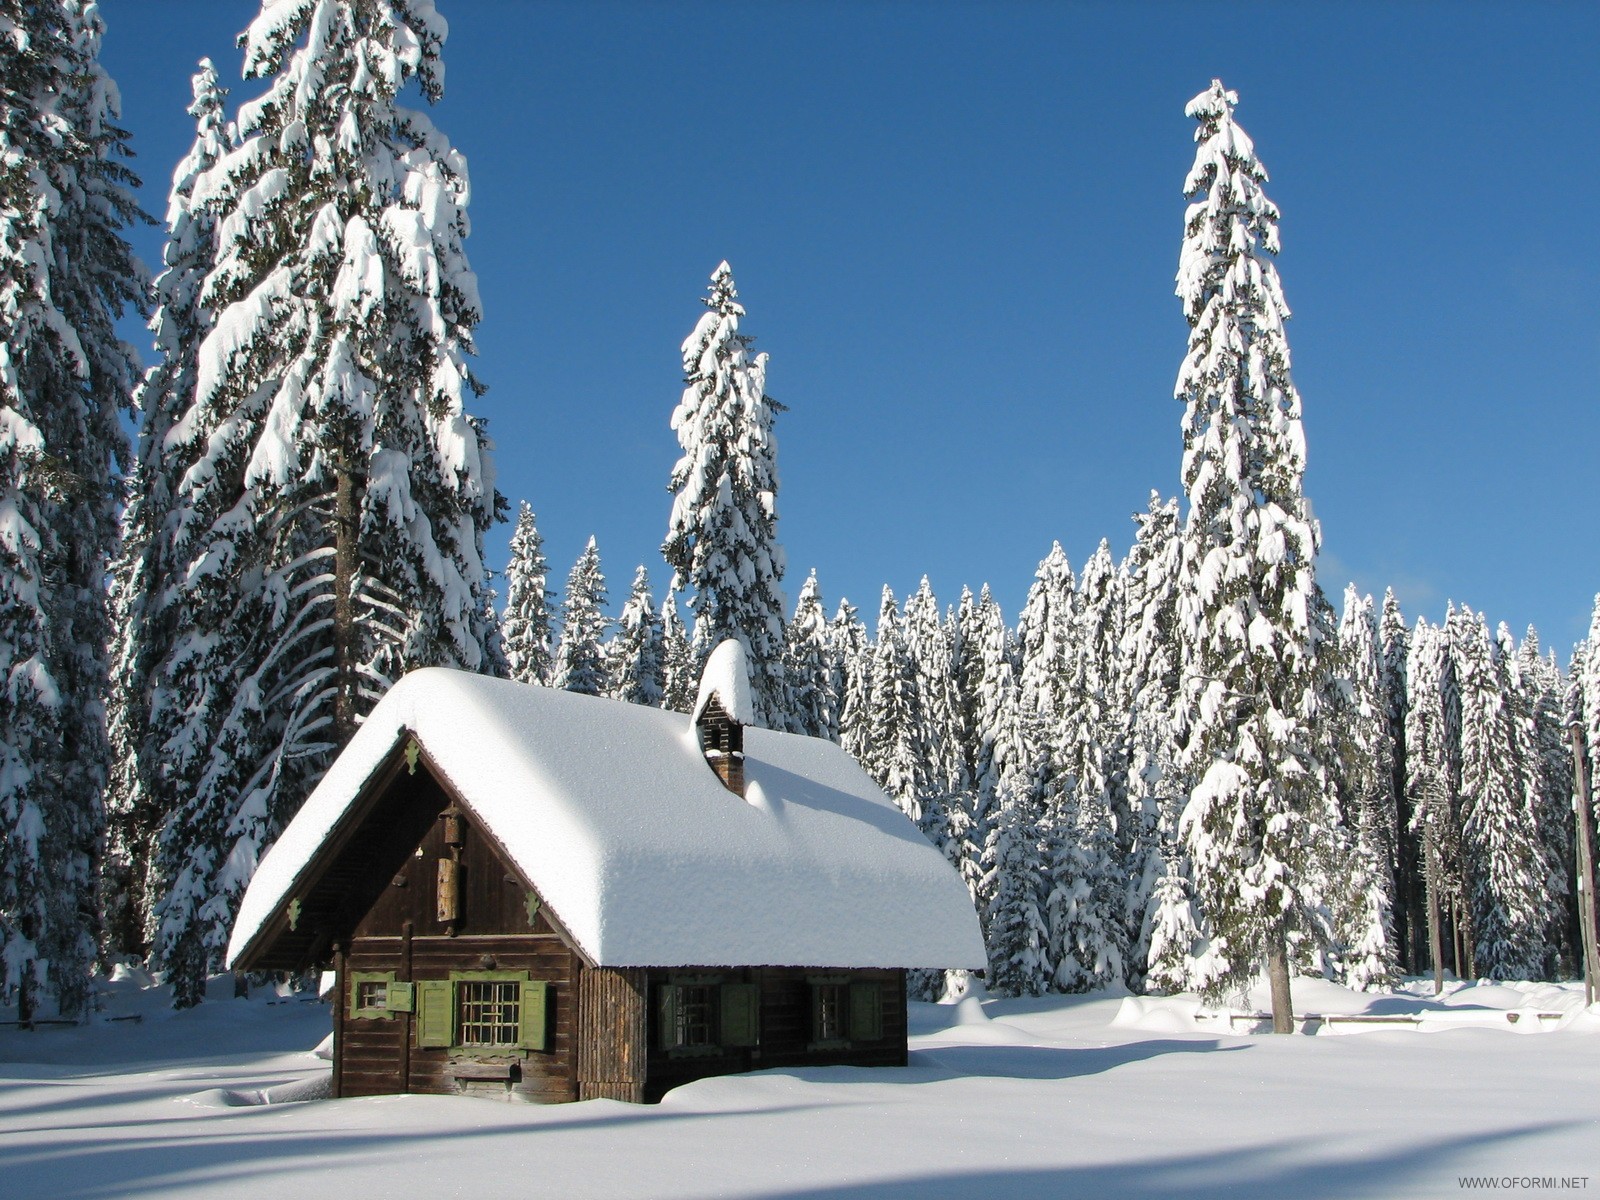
339 801 582 1103
577 967 648 1103
642 967 906 1103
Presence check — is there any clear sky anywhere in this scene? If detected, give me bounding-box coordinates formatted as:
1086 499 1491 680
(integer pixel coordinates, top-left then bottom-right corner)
100 1 1598 651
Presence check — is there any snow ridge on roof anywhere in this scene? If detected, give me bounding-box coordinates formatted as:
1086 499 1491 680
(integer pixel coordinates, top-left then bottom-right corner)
229 668 985 971
691 638 755 725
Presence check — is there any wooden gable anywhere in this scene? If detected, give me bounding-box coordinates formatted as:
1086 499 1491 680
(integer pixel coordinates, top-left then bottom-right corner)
232 732 585 974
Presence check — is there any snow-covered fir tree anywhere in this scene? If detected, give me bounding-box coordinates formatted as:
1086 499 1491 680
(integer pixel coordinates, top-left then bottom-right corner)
1333 587 1399 990
658 590 696 713
785 570 835 738
104 59 233 957
1121 494 1188 988
1405 618 1465 989
500 502 553 686
552 538 609 696
0 0 145 1020
1516 627 1576 968
863 587 927 819
904 577 966 823
147 0 500 1004
1379 588 1420 972
983 742 1051 998
661 261 789 726
1456 611 1550 979
1171 81 1336 1027
608 565 664 707
1017 542 1076 723
1046 540 1129 993
832 598 873 763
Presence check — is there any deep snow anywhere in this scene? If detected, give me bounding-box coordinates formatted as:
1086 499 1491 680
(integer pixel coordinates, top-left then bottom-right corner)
1 970 1596 1199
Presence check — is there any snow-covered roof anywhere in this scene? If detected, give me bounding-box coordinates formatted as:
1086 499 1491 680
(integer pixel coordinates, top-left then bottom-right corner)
228 669 985 971
692 639 755 725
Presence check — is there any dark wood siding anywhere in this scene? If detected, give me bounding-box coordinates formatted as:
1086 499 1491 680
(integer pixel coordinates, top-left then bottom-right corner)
337 783 582 1103
641 967 907 1103
577 967 647 1103
340 933 580 1102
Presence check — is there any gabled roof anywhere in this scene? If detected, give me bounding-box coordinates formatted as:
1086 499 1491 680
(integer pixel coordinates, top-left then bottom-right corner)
227 669 986 971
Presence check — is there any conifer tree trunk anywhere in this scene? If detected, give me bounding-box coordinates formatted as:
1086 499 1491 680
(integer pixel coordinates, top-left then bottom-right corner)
1267 931 1294 1034
1426 829 1445 995
333 463 359 741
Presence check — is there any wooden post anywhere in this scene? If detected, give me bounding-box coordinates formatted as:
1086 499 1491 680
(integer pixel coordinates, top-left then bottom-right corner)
400 920 414 1093
1570 724 1599 1007
331 942 346 1099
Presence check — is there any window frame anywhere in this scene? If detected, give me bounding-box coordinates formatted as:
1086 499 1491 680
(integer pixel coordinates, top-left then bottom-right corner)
349 970 398 1021
413 970 550 1055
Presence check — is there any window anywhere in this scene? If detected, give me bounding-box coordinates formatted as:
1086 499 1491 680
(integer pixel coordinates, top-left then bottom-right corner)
456 980 521 1047
814 983 846 1043
675 984 715 1048
808 977 885 1048
348 971 398 1020
657 978 760 1056
357 979 388 1010
414 972 549 1053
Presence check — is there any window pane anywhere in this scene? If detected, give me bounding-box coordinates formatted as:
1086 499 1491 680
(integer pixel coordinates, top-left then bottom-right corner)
357 980 387 1010
675 985 714 1046
457 980 521 1046
815 983 845 1042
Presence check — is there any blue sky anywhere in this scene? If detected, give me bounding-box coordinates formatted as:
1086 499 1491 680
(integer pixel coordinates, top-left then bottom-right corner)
101 1 1598 650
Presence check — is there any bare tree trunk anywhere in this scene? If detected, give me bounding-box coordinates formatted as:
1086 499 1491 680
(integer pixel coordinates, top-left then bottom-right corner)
332 465 358 743
1267 930 1294 1034
1424 823 1444 994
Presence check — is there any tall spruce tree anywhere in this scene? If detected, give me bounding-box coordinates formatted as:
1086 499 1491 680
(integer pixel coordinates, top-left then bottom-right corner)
1122 494 1188 987
1017 542 1076 723
785 570 834 738
832 598 873 761
658 590 696 713
1334 587 1399 990
1457 611 1549 979
1406 618 1464 991
501 501 553 685
147 0 501 1004
1379 588 1419 971
863 587 926 819
661 261 789 726
0 0 145 1019
1517 628 1577 968
1172 81 1335 1029
609 565 664 707
552 538 609 696
104 60 233 956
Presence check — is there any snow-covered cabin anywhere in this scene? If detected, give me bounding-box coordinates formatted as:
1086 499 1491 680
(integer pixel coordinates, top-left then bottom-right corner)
227 647 984 1103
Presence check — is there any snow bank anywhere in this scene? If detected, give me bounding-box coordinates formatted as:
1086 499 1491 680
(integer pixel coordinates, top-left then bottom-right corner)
691 638 755 725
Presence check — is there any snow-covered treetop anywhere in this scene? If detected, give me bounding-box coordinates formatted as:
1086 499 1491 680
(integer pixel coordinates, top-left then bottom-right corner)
694 638 755 726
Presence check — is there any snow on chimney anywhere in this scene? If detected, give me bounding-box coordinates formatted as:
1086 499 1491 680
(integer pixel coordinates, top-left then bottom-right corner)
693 640 753 797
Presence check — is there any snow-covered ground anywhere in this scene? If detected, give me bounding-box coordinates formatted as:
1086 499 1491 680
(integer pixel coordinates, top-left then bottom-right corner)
2 971 1597 1199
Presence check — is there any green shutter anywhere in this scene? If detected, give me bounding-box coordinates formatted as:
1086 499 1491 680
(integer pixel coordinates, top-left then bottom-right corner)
720 983 760 1048
849 982 883 1042
416 979 454 1048
386 981 415 1013
517 980 549 1051
656 984 679 1049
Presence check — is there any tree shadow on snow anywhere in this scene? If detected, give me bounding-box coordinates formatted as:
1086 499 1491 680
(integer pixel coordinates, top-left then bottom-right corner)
0 1099 827 1200
904 1037 1247 1082
749 1120 1585 1200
